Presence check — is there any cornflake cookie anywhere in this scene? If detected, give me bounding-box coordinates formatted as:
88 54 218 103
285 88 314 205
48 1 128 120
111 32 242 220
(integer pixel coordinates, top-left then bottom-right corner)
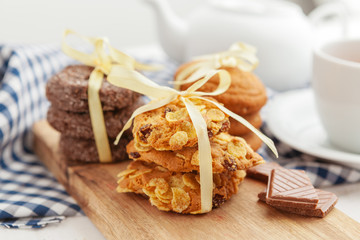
47 99 144 139
127 133 264 173
59 132 132 163
117 160 246 214
132 97 230 151
176 64 267 115
46 65 141 112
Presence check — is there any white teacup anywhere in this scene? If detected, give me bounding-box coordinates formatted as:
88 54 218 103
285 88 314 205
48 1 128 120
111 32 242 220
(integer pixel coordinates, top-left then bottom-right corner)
312 39 360 154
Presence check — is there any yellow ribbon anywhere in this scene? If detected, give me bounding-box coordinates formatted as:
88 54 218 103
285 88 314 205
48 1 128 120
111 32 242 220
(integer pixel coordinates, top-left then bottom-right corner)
61 29 160 163
174 42 259 87
107 65 278 213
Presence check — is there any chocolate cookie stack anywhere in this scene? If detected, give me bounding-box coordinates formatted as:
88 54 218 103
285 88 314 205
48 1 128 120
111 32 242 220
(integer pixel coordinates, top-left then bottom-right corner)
176 64 267 151
46 65 143 163
117 97 265 214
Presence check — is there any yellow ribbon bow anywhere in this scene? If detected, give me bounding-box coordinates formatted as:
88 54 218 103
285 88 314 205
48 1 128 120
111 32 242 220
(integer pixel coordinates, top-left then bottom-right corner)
107 65 278 213
174 42 259 86
62 29 159 163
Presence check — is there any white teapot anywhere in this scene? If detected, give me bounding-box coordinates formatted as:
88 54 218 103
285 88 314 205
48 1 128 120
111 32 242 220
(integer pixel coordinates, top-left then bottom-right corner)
145 0 345 91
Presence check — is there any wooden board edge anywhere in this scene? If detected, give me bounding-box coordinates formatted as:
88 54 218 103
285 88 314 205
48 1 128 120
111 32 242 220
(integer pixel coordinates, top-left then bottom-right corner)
33 120 69 187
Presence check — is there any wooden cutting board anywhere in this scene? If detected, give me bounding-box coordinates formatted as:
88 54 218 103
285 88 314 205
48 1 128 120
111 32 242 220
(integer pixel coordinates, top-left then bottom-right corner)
33 120 360 240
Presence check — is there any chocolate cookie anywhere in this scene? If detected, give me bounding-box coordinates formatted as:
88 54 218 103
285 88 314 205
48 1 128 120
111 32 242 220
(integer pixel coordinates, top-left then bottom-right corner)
59 132 132 163
228 112 262 136
176 63 267 115
46 65 141 112
133 97 230 151
117 160 246 214
47 98 144 139
127 133 264 173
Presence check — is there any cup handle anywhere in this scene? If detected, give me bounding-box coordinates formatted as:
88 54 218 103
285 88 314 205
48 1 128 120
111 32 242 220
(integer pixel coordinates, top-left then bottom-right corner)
308 1 349 38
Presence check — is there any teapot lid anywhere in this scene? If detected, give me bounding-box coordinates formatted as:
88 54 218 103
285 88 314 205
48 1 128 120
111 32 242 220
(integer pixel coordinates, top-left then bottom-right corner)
211 0 303 17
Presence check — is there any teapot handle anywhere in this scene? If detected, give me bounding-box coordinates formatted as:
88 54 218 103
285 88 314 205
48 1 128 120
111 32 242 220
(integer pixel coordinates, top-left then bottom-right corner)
308 1 349 38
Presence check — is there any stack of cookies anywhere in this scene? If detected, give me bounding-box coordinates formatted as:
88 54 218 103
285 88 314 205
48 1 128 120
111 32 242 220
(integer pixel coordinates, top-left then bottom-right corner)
46 65 143 163
176 64 267 151
117 97 265 214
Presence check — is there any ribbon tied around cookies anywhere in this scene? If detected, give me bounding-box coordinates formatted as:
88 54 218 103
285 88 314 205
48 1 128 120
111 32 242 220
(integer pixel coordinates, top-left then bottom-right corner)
62 29 160 163
107 64 278 213
174 42 259 87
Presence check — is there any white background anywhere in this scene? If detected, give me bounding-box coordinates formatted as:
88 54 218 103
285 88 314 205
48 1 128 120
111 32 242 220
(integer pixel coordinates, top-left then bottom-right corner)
0 0 206 48
1 0 359 47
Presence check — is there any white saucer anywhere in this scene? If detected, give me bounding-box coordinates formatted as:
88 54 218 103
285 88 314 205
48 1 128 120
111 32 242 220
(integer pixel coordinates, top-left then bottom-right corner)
266 89 360 169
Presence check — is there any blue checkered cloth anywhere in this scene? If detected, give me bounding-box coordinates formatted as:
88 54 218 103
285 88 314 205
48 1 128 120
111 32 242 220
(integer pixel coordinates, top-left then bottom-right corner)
1 44 360 229
0 44 81 228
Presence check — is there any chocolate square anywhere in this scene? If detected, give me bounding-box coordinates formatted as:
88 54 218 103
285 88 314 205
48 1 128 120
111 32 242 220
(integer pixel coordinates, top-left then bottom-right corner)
247 162 283 182
266 169 319 209
258 188 337 218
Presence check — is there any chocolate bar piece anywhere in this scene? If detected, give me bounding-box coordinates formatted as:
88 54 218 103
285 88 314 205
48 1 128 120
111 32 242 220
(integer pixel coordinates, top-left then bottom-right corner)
266 169 319 209
247 162 283 182
258 189 267 202
258 188 337 218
